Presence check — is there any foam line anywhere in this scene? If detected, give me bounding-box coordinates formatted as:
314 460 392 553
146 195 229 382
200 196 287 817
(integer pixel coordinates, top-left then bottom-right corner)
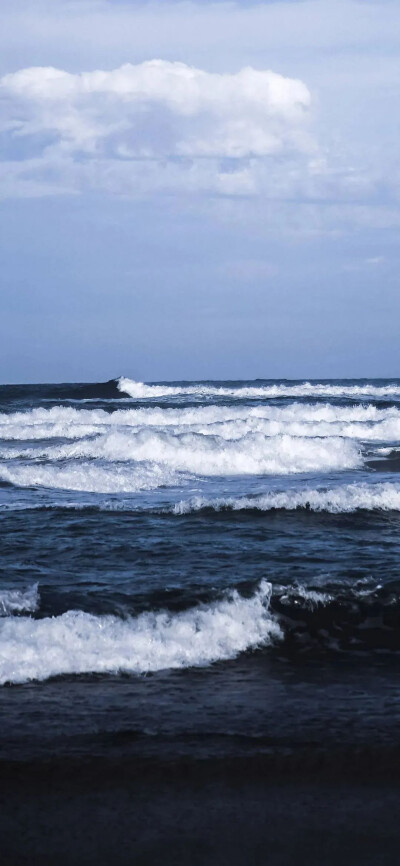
2 402 400 443
2 430 362 471
0 461 179 493
118 377 400 400
173 482 400 514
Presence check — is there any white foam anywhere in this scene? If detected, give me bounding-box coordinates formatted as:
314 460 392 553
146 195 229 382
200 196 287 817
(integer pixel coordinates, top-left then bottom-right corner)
2 402 400 444
0 581 281 685
1 431 361 479
4 399 400 494
118 377 400 401
174 482 400 514
0 461 178 493
0 584 39 616
278 585 332 608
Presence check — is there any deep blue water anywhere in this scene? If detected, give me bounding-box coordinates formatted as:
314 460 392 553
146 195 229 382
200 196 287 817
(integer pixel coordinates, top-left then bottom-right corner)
1 377 400 761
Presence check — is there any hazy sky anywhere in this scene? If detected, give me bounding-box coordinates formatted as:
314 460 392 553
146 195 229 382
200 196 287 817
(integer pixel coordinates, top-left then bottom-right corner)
1 0 400 382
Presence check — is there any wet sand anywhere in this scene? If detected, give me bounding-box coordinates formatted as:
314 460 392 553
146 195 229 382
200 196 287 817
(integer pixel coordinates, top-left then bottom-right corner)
1 751 400 865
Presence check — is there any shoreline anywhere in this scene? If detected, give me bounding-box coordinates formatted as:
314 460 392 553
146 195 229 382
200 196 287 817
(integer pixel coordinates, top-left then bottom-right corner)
1 750 400 865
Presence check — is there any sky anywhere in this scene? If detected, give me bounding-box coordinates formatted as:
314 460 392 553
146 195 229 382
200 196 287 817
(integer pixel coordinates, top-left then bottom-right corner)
1 0 400 382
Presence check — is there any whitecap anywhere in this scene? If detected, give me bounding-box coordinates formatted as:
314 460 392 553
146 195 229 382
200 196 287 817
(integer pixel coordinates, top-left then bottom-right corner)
173 482 400 514
118 376 400 401
0 580 281 685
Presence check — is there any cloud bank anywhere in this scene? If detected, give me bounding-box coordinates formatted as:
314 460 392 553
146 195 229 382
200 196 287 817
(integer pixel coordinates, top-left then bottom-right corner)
0 60 312 198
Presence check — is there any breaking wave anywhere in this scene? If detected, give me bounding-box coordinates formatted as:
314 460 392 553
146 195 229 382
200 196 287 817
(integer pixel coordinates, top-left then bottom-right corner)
3 575 400 685
118 377 400 401
0 432 361 490
0 581 281 685
3 401 400 442
0 461 179 493
2 480 399 513
174 482 400 514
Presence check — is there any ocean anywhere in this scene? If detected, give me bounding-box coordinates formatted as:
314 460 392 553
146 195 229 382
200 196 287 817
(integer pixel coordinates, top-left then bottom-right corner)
2 377 400 863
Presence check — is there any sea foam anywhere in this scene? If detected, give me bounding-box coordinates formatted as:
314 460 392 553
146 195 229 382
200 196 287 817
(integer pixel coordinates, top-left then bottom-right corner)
118 376 400 401
0 432 361 490
173 482 400 514
0 581 281 685
2 402 400 443
0 461 179 494
1 394 398 496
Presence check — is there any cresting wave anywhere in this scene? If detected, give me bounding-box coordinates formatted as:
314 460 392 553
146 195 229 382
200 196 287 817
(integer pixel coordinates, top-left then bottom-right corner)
1 379 400 493
0 432 361 482
1 480 399 513
6 399 400 493
118 376 400 400
2 577 400 685
3 402 400 441
2 480 400 512
0 461 179 494
173 482 400 514
0 581 281 685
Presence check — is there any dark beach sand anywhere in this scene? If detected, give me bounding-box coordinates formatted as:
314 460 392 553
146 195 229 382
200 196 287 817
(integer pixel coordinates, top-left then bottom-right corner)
1 750 400 865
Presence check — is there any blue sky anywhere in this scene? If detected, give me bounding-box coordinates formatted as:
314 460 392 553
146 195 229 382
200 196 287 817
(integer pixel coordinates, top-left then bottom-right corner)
1 0 400 382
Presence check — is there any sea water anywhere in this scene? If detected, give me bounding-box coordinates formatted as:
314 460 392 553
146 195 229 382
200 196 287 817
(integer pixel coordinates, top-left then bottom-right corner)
1 378 400 760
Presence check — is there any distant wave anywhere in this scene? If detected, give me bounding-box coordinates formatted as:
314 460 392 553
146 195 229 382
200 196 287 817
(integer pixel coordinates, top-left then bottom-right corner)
3 378 400 405
4 383 400 495
173 482 400 514
0 581 280 685
118 376 400 401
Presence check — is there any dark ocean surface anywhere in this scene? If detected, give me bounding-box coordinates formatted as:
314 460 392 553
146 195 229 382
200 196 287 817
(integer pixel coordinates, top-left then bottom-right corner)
2 377 400 769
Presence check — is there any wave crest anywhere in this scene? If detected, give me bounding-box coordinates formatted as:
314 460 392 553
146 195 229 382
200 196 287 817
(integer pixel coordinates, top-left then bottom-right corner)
3 401 400 443
0 581 280 685
118 377 400 401
174 482 400 514
1 432 361 484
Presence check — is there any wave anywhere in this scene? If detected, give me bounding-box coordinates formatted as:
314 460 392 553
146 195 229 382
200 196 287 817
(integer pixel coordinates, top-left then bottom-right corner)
0 432 361 486
0 581 281 685
173 482 400 514
0 461 179 494
1 480 399 513
2 378 400 406
118 377 400 401
2 576 400 684
0 584 39 616
5 390 400 495
3 402 400 443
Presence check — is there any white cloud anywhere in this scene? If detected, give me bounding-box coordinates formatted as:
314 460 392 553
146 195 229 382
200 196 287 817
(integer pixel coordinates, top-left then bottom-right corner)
0 60 313 198
1 2 399 224
1 60 311 158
